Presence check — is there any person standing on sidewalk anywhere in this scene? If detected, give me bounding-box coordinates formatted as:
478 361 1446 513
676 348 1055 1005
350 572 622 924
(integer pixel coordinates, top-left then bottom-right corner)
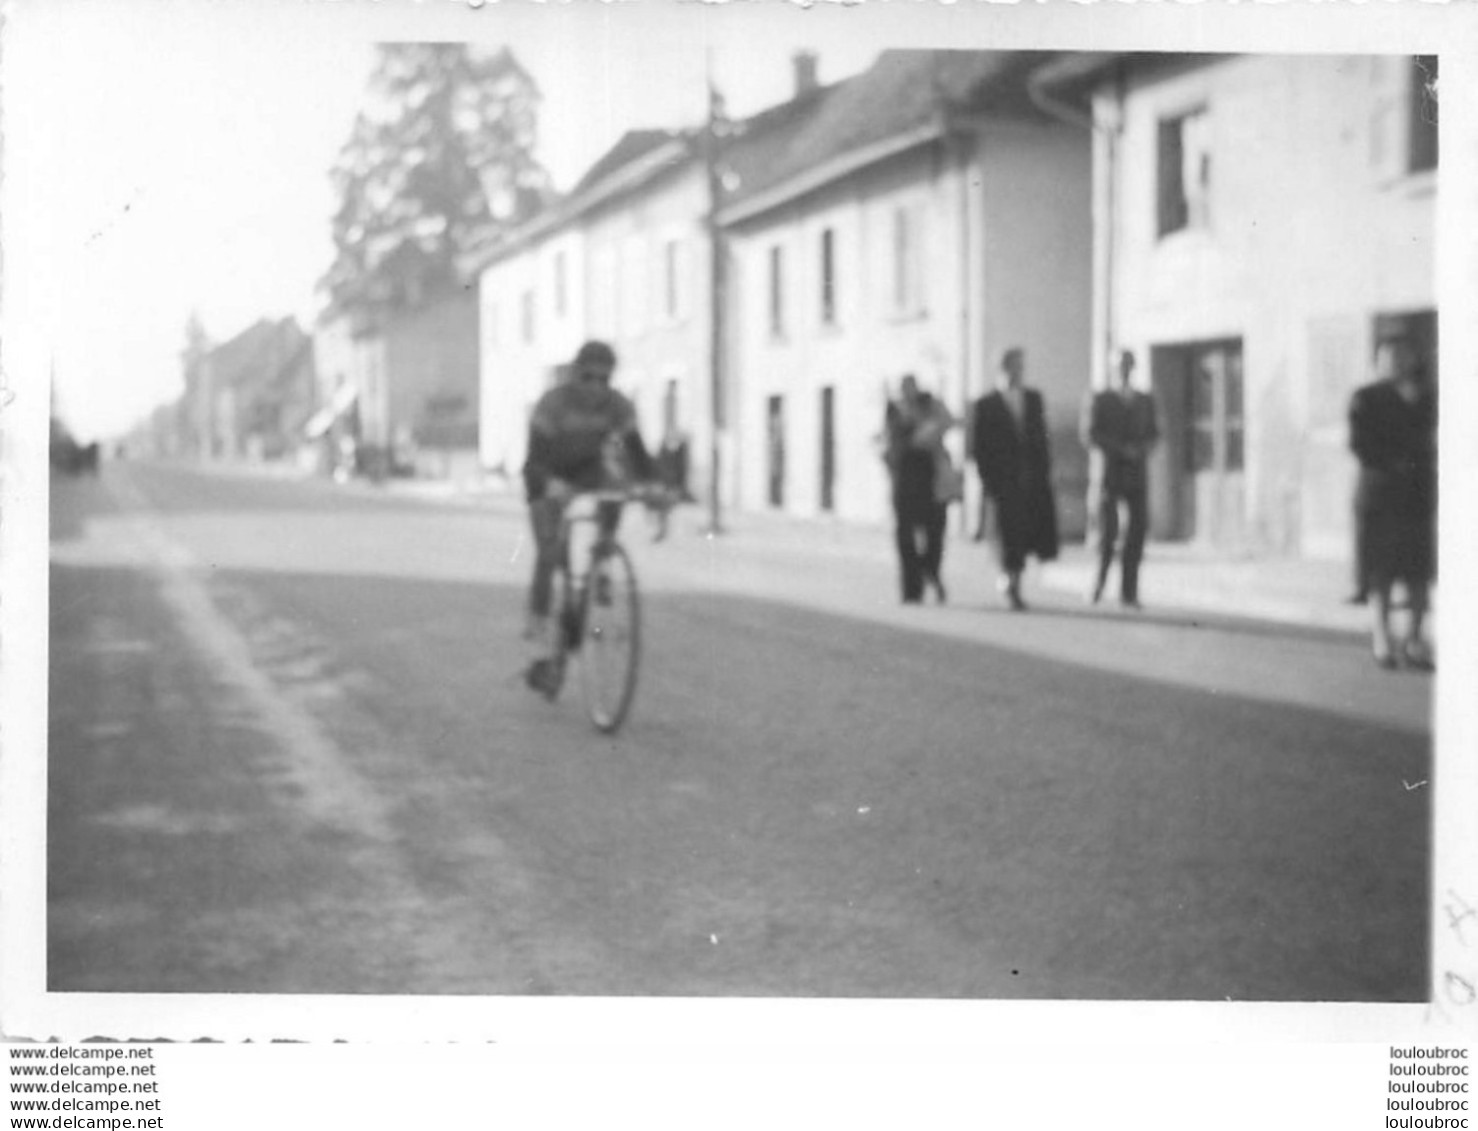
1348 335 1437 670
971 348 1059 611
1082 348 1159 609
884 375 955 604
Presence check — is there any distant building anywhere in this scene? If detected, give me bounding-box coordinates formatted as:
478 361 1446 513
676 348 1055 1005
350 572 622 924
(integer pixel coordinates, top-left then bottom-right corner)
179 316 317 464
333 288 482 480
1038 53 1437 557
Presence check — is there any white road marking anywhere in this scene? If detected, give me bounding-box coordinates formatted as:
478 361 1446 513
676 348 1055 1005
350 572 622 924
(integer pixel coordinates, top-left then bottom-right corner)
105 503 394 841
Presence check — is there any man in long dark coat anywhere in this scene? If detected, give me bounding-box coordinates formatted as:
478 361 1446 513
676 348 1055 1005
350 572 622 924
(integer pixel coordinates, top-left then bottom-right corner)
1349 335 1436 669
971 348 1059 611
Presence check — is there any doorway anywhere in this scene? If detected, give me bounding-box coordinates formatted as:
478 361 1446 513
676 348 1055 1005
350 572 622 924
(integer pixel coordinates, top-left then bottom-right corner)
1374 309 1437 382
1151 339 1245 543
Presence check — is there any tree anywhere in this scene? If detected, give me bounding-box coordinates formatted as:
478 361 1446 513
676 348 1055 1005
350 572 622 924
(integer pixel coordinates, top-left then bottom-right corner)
322 44 550 315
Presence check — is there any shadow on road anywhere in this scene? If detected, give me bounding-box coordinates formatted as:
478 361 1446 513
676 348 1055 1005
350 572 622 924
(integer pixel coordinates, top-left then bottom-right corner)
970 597 1366 649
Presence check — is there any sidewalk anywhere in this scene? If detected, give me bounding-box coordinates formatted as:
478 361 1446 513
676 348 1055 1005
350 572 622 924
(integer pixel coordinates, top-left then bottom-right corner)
648 499 1372 637
355 467 1372 637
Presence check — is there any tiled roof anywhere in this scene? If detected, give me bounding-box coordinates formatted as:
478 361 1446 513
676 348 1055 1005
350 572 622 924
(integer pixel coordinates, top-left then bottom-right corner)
210 318 310 390
461 128 693 276
569 128 685 198
467 50 1097 271
1031 52 1225 101
718 50 1063 216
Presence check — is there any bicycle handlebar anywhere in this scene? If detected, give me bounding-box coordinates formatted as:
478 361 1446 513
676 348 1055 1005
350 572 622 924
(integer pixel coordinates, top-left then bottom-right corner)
556 482 673 516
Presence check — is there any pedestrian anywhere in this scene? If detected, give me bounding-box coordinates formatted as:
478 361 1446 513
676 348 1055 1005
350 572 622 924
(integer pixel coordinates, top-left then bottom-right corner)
1082 348 1159 609
970 348 1059 611
649 421 692 542
1348 335 1437 670
884 374 955 604
1346 499 1369 606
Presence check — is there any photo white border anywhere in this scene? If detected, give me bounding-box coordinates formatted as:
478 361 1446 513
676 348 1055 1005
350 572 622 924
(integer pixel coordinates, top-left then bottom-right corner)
2 0 1475 1052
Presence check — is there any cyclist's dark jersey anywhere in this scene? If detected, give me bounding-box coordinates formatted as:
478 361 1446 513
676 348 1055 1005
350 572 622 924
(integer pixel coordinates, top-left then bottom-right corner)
523 379 655 501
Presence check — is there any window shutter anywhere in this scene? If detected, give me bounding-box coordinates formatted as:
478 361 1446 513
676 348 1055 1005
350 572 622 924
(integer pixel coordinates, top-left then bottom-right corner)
1157 118 1187 235
1408 56 1438 173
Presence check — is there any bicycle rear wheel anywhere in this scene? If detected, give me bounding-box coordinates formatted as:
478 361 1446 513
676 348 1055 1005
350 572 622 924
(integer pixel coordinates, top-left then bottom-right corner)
578 541 640 733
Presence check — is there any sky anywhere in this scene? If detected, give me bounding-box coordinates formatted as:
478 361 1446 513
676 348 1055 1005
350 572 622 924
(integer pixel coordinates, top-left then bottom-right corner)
4 0 912 442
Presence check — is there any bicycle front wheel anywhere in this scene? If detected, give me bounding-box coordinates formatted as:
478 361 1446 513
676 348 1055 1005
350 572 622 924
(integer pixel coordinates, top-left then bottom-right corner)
578 542 640 733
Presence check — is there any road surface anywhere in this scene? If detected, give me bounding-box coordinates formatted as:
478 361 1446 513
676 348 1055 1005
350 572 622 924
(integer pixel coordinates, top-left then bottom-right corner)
45 462 1432 1000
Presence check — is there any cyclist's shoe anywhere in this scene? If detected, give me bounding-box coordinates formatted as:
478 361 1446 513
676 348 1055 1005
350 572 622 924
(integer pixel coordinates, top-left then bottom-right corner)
524 657 559 698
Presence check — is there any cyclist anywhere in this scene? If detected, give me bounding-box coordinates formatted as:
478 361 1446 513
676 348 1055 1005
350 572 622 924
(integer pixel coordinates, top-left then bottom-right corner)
522 340 656 689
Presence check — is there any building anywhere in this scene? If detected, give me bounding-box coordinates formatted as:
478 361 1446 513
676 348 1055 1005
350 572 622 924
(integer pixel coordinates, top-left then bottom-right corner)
719 51 1094 529
1039 53 1438 557
469 202 588 480
178 316 317 464
470 127 712 492
470 50 1097 528
339 288 482 480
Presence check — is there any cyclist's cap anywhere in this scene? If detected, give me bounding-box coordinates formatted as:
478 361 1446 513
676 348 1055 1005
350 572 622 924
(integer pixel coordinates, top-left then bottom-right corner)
575 340 617 369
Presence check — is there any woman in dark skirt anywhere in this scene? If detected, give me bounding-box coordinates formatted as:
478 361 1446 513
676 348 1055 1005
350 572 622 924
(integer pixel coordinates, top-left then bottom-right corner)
971 348 1059 611
1348 335 1437 670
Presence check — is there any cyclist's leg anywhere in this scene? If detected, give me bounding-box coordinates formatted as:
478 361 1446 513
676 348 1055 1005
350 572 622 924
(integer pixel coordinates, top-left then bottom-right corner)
595 499 623 546
527 498 563 638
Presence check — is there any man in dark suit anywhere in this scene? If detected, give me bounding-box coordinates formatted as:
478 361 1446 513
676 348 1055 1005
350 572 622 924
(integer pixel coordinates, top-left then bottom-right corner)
884 375 954 604
971 348 1058 611
1082 349 1159 609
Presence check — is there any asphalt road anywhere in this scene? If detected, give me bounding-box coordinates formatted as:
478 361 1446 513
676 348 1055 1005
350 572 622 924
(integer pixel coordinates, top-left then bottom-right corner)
45 462 1432 1000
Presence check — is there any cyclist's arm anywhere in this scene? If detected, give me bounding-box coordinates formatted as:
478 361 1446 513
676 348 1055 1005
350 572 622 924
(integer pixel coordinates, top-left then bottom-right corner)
621 425 656 483
523 426 557 501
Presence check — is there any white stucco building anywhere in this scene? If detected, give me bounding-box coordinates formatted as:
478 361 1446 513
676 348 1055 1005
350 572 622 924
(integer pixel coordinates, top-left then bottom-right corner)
472 218 586 478
719 51 1093 529
1042 53 1438 557
470 129 717 492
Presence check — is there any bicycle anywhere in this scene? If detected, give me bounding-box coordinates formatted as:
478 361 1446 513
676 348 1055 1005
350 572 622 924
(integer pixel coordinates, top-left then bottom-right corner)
528 486 657 734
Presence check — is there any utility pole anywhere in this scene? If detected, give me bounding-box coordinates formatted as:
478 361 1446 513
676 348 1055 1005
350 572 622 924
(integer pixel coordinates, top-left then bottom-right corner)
702 49 727 535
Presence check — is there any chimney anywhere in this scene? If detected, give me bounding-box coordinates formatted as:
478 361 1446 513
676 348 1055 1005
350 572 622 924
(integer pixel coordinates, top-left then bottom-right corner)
792 51 819 98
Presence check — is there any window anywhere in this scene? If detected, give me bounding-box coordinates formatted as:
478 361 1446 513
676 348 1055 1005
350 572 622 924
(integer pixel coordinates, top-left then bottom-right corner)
891 206 924 316
769 245 785 338
819 228 836 325
1408 56 1438 173
663 379 679 435
1157 107 1211 237
663 239 681 322
521 290 535 345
